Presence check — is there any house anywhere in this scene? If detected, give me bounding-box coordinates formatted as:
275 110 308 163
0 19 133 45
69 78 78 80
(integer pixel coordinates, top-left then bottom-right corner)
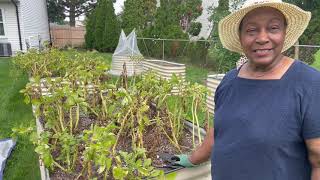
193 0 218 40
0 0 50 56
154 0 219 40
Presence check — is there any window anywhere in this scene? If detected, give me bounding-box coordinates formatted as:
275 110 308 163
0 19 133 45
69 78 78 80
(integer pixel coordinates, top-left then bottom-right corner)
0 9 5 36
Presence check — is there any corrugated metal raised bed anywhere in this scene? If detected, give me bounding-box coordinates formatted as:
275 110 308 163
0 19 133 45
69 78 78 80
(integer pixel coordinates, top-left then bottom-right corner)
109 55 144 76
142 59 186 94
33 108 211 180
206 74 225 114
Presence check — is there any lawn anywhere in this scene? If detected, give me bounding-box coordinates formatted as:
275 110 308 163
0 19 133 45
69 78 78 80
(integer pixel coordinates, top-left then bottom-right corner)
0 58 40 180
185 64 210 85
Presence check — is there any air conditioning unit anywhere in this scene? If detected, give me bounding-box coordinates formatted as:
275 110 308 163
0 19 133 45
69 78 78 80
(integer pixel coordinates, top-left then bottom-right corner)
0 43 12 57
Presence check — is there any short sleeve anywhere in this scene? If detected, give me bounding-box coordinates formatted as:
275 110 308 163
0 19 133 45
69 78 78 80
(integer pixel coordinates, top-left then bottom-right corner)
302 80 320 139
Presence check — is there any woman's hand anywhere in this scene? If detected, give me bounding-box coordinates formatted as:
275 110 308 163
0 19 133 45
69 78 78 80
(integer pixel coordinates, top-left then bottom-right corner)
185 128 214 166
174 154 197 167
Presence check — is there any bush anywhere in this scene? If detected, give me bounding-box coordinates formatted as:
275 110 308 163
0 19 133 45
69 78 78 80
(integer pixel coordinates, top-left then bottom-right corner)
311 49 320 70
188 22 202 36
186 39 209 67
85 11 96 49
207 40 240 73
85 0 120 52
140 25 189 59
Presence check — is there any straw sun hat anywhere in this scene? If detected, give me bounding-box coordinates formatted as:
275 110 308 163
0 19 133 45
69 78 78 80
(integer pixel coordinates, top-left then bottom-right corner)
218 0 311 54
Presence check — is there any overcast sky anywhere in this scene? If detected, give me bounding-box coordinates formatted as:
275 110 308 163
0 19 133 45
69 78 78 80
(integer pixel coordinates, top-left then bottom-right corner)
114 0 125 15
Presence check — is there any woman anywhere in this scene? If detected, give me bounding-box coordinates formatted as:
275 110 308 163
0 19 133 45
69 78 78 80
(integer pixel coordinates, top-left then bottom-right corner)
175 0 320 179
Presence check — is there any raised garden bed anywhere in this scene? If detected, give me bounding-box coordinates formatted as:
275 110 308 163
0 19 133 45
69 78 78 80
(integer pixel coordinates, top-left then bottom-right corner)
109 55 144 76
143 60 186 94
206 74 225 114
142 59 185 80
13 50 211 180
33 108 211 180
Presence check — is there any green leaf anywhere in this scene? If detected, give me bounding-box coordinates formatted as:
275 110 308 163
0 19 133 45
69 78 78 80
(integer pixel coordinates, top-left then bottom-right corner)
113 167 128 179
97 165 106 174
144 159 152 167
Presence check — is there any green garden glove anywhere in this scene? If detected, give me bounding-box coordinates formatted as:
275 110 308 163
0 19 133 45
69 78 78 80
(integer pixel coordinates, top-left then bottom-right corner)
174 154 197 167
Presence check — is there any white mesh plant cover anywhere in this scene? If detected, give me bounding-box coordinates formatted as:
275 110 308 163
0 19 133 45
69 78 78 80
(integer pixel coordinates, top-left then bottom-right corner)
110 29 143 76
0 139 16 179
113 29 142 57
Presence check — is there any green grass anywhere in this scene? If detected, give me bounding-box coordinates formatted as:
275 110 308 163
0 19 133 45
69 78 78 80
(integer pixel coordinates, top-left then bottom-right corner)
185 64 210 85
61 49 113 64
311 49 320 71
0 58 40 180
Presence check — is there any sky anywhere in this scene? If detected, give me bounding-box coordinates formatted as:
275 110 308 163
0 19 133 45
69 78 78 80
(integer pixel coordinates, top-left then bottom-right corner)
114 0 125 15
74 0 124 22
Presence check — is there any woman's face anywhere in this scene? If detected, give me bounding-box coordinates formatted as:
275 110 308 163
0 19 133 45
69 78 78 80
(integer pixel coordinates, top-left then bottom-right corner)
239 7 287 67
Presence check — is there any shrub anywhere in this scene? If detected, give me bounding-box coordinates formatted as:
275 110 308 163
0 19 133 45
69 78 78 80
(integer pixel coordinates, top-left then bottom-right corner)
188 22 202 36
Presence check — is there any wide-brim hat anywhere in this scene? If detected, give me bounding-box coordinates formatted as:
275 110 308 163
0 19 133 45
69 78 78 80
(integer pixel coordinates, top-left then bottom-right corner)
218 0 311 54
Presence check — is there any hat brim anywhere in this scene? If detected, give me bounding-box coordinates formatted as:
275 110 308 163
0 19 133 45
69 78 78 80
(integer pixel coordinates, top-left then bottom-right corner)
218 2 311 54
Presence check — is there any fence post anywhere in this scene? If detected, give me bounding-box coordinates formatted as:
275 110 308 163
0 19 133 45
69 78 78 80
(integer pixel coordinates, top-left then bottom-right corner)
162 40 165 60
294 40 299 60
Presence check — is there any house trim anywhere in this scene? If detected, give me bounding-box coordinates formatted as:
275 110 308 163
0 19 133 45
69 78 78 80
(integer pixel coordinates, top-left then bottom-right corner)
10 0 22 51
0 8 6 38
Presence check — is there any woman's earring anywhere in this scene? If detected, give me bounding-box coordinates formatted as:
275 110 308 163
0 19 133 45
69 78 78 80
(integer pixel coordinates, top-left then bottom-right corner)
236 56 248 70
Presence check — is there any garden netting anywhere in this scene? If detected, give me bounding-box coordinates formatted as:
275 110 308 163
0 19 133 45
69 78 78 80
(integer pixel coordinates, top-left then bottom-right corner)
113 29 142 57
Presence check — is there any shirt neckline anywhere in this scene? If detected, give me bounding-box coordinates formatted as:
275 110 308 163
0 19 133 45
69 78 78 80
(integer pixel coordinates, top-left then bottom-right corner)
235 60 297 83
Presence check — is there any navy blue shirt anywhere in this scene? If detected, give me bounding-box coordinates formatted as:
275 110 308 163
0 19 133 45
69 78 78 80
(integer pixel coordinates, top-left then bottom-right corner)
211 60 320 180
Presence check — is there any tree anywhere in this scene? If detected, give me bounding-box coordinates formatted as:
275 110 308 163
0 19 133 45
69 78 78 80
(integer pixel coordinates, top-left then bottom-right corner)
102 0 120 52
59 0 96 27
150 0 202 38
94 0 107 50
47 0 65 24
121 0 157 34
208 0 241 72
84 10 96 49
85 0 120 52
284 0 320 64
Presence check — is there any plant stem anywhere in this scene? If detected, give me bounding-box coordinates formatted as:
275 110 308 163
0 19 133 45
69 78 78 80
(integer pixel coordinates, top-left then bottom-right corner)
100 92 107 120
74 104 80 131
160 125 182 153
67 151 71 171
76 161 86 180
69 108 73 135
88 161 92 179
58 105 65 131
71 147 78 170
194 100 202 144
53 160 68 172
191 96 196 148
113 108 131 153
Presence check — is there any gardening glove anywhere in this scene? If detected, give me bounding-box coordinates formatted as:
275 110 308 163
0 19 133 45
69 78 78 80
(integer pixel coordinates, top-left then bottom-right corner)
174 154 197 168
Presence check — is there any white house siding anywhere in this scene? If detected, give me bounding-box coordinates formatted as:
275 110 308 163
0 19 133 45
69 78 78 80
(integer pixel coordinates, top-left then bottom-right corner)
19 0 49 49
0 2 21 54
193 0 219 40
155 0 218 40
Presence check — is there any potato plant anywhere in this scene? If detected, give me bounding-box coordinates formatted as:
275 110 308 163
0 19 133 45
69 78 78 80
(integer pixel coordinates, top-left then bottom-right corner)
13 49 209 179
